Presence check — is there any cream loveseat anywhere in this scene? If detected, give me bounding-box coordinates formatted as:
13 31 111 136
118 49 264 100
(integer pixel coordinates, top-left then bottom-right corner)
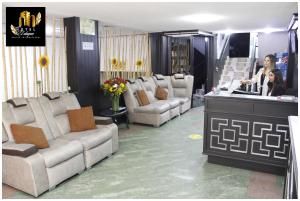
2 92 119 197
123 74 194 127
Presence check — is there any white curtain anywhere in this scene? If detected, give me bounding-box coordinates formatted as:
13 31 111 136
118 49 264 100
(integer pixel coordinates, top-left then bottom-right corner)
99 26 152 83
2 17 67 101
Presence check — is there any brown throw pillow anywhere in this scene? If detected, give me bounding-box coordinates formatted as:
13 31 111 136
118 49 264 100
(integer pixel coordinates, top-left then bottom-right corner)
67 106 96 132
10 124 49 149
136 90 150 106
155 86 168 100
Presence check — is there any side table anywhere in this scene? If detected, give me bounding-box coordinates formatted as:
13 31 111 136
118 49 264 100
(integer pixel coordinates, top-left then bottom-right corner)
99 107 129 128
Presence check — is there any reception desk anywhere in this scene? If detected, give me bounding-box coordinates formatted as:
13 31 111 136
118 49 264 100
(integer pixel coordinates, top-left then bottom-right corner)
203 91 298 175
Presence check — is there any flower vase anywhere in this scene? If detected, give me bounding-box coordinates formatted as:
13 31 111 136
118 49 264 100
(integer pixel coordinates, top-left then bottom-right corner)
112 95 120 112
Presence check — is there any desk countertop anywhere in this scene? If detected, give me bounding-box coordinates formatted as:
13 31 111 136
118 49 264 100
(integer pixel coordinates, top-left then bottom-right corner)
205 91 298 103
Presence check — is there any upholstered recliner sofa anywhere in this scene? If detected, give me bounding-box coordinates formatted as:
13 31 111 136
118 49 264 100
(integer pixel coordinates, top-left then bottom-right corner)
123 74 194 127
2 92 119 197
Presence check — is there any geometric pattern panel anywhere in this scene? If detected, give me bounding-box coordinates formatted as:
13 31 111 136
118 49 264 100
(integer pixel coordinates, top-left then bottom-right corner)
208 116 289 161
210 118 249 154
251 122 289 160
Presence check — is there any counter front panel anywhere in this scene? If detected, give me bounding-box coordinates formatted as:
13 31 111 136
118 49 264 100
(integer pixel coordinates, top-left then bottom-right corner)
203 92 298 175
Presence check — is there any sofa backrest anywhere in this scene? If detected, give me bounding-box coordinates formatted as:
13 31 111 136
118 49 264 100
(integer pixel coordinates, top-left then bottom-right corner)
2 98 55 142
137 77 157 103
2 124 8 143
123 79 143 113
38 92 71 137
170 74 194 99
61 93 81 109
152 74 174 98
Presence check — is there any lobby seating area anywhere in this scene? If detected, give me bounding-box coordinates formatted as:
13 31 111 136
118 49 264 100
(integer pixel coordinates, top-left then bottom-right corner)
2 93 118 197
124 74 194 127
2 2 298 199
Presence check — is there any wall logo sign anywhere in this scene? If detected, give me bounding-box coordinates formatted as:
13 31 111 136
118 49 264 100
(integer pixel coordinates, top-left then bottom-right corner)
6 7 45 46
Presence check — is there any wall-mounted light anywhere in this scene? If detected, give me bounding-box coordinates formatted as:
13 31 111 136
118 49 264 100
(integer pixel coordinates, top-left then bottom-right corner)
259 27 286 33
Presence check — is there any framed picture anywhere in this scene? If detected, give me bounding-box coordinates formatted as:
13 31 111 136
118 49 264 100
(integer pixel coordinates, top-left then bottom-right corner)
80 19 95 35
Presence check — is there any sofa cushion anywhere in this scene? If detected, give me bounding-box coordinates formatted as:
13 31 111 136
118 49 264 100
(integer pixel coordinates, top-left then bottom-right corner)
67 106 96 132
174 74 184 79
2 142 38 157
8 104 36 125
171 78 187 88
10 124 49 149
154 74 165 80
134 102 170 114
136 90 150 106
50 99 67 116
161 99 180 109
39 139 83 168
173 88 187 97
155 86 168 100
2 125 9 143
60 127 112 150
171 97 190 104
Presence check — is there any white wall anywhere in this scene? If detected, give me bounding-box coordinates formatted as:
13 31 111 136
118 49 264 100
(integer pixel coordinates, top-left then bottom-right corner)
258 31 288 64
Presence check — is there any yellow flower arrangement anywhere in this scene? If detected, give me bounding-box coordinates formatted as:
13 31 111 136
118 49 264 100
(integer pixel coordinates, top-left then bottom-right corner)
39 55 50 68
136 59 143 68
101 77 127 97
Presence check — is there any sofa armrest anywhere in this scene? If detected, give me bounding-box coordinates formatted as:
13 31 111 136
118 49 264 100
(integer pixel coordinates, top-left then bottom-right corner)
3 142 38 157
94 116 113 125
2 148 49 197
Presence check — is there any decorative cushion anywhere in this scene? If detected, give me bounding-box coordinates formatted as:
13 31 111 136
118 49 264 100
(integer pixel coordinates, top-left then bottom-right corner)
174 74 184 79
155 86 168 100
135 90 150 106
67 106 96 132
10 124 49 149
43 92 60 100
7 98 27 107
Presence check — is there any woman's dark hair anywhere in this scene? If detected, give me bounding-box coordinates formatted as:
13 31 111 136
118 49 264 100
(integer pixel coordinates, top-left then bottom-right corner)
265 54 276 69
267 69 285 95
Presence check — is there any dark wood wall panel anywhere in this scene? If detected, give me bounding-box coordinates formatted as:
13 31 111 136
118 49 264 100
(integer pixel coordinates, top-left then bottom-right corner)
64 17 101 113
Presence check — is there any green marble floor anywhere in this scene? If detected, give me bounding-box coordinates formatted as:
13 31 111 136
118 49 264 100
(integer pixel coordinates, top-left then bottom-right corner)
3 107 284 199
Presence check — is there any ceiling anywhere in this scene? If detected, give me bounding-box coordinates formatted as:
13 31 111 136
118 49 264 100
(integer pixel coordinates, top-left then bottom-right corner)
2 2 298 33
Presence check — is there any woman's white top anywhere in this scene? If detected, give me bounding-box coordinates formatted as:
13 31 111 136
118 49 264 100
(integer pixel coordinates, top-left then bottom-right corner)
251 68 270 96
267 90 272 96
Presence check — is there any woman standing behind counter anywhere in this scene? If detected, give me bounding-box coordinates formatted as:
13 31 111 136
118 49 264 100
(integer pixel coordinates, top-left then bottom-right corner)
241 54 276 96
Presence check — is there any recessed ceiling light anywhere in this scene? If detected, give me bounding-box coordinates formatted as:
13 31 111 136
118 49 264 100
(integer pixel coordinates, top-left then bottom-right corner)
180 14 225 23
217 29 239 34
257 27 286 33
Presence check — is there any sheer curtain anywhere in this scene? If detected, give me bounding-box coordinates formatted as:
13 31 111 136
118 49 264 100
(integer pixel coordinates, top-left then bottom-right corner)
2 17 68 101
99 26 152 83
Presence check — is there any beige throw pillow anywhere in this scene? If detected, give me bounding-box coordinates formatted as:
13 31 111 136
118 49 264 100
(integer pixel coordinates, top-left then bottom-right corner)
136 90 150 106
155 86 168 100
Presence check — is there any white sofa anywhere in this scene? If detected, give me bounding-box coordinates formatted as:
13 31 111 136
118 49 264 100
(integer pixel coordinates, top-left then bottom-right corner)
2 92 119 197
123 74 194 127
